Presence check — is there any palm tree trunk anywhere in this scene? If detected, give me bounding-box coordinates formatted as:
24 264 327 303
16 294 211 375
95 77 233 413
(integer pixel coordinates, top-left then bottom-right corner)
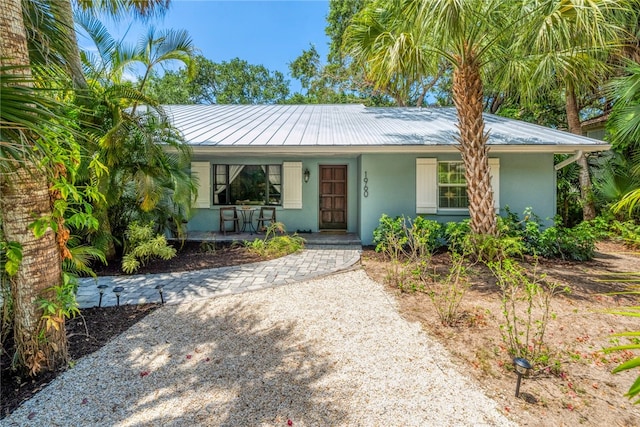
566 82 596 221
0 0 68 374
55 0 89 91
452 54 496 236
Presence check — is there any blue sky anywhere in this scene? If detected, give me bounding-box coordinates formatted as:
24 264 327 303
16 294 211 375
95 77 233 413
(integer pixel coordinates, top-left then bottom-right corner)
83 0 331 92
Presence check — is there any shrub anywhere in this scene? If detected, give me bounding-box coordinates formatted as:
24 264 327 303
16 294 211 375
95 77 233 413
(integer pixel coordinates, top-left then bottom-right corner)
372 215 443 290
606 219 640 248
494 208 596 261
373 214 443 261
373 214 407 253
467 233 524 263
444 220 471 254
425 252 472 326
444 218 523 262
244 222 305 258
538 222 596 261
488 258 567 363
121 221 176 274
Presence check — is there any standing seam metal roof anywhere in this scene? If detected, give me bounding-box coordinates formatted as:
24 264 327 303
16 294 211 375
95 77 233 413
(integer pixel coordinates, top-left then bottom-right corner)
162 104 608 149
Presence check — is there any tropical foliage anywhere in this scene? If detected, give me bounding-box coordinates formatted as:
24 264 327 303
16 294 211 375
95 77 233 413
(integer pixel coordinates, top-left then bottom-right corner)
0 0 193 375
121 221 176 274
77 12 196 256
147 55 290 104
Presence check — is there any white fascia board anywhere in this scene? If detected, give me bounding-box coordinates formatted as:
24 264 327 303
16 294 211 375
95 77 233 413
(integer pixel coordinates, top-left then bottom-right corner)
183 144 610 157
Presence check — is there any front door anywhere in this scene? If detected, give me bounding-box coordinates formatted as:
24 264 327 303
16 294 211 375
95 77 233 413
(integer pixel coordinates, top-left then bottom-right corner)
319 165 347 230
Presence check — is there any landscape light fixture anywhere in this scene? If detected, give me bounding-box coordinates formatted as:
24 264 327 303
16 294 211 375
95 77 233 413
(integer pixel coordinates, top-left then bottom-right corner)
513 357 532 398
303 168 310 183
113 286 124 307
155 284 165 304
97 284 108 308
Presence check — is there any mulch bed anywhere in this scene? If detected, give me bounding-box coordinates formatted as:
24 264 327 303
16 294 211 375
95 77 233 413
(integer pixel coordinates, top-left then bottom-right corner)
1 304 158 418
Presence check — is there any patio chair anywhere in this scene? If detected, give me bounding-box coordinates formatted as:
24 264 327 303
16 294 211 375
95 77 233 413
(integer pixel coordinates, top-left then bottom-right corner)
256 207 276 232
219 207 240 235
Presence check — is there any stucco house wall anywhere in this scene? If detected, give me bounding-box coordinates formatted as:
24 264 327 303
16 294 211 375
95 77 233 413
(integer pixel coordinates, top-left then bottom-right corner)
162 104 608 246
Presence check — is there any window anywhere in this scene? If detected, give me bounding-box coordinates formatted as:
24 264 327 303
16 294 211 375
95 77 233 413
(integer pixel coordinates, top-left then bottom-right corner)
438 162 468 209
416 158 499 214
213 164 282 205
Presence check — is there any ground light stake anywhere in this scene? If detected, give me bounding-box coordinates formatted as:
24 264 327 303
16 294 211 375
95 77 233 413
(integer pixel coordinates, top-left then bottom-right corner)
97 284 108 307
155 284 165 304
513 357 532 398
113 286 124 307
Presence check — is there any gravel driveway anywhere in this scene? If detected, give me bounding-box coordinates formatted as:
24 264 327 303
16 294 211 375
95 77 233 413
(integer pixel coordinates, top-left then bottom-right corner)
4 270 515 426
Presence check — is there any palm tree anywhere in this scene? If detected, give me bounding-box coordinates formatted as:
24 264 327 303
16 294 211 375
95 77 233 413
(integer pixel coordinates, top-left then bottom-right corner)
53 0 171 92
342 0 441 106
345 0 519 235
133 27 196 94
502 0 634 221
344 0 639 231
78 16 196 254
609 59 640 216
0 0 68 373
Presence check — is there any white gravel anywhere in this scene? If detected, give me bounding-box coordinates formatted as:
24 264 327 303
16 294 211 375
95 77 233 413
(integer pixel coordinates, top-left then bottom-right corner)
4 269 515 426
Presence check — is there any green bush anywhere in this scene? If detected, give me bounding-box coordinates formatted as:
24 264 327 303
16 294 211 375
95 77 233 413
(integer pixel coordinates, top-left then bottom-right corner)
488 258 567 362
425 252 472 326
466 232 524 263
121 221 176 274
444 218 523 262
245 222 305 258
444 220 471 254
372 214 443 260
538 222 596 261
611 220 640 247
444 208 596 261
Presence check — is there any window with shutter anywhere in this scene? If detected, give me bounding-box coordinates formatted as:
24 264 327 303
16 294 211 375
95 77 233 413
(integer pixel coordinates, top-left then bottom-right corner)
489 158 500 212
416 158 500 213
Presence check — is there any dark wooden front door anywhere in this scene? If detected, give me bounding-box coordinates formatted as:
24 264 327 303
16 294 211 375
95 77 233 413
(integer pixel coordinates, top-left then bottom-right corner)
319 165 347 230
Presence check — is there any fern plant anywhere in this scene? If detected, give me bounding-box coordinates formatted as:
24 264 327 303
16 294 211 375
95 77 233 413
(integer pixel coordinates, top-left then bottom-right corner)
121 221 176 274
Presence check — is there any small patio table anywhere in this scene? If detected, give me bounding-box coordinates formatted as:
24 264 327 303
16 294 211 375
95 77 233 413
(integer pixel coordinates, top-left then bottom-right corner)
239 207 257 234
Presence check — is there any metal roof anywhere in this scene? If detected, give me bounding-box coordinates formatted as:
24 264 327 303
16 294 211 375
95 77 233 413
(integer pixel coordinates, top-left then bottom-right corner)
162 104 609 153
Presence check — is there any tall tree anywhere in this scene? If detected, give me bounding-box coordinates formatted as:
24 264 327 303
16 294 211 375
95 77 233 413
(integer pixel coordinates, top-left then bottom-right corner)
131 26 196 105
344 0 639 232
147 55 290 104
504 0 635 221
0 0 68 373
344 0 518 235
78 14 196 253
343 1 444 106
53 0 171 93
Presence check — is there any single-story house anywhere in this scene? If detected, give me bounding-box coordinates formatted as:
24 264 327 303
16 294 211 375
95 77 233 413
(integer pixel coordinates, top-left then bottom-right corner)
163 104 609 246
581 112 609 141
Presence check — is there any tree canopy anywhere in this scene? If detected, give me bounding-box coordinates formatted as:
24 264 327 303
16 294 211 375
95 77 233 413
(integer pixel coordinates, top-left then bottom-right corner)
146 55 290 104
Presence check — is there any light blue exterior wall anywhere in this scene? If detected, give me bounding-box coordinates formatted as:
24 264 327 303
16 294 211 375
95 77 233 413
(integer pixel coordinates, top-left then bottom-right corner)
187 152 556 246
187 156 359 235
357 152 556 245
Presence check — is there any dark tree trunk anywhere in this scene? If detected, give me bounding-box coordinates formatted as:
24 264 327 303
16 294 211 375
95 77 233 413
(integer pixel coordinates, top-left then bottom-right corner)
566 82 596 221
55 0 89 92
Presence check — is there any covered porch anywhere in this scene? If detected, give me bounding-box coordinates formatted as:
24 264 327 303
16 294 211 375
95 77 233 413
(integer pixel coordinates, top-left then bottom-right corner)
180 231 362 246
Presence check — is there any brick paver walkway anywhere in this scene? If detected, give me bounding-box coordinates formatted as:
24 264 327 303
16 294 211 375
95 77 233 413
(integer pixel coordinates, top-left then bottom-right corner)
76 245 361 308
